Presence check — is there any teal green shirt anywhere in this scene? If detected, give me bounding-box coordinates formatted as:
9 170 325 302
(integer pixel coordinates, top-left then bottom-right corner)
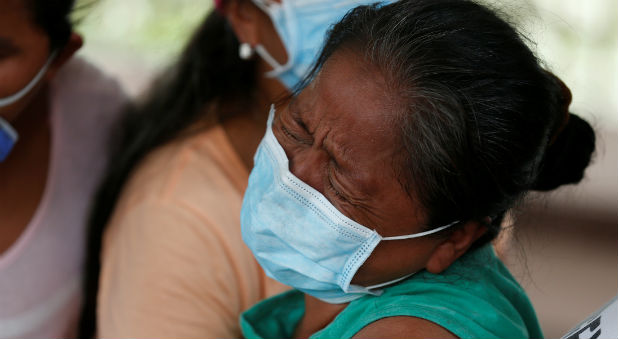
240 244 543 339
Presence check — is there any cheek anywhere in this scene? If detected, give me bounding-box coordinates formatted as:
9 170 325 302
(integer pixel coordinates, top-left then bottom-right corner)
0 58 39 97
0 23 51 99
0 52 49 120
351 238 438 286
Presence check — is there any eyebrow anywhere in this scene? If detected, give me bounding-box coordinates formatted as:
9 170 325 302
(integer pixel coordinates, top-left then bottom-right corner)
289 97 311 131
291 94 355 171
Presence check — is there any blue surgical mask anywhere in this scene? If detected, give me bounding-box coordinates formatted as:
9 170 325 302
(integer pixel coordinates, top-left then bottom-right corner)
241 106 457 303
251 0 396 90
0 51 56 162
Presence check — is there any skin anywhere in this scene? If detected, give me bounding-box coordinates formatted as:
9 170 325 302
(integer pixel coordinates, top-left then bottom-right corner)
132 1 483 336
0 0 82 255
272 49 487 338
221 0 290 170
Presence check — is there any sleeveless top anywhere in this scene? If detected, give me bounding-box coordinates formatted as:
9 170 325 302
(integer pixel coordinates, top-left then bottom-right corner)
241 244 544 339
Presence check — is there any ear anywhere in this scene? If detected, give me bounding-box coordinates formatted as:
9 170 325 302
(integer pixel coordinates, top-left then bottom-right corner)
225 0 261 46
425 221 488 274
45 33 83 80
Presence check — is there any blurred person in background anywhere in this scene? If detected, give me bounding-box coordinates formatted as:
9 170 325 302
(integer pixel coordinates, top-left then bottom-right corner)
79 0 395 338
0 0 127 338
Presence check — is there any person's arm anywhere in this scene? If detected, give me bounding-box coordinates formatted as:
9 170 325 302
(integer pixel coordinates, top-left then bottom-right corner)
97 199 245 339
353 316 458 339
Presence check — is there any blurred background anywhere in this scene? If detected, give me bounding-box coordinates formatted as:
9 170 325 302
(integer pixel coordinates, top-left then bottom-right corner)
73 0 617 337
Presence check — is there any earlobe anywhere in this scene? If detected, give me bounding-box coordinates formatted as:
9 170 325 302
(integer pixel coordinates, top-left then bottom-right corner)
425 241 455 274
225 0 261 47
425 221 488 274
45 33 83 80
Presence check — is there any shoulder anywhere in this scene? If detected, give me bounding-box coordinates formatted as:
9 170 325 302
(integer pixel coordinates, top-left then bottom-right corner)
117 125 248 214
49 56 128 129
318 245 540 339
52 56 127 102
353 316 457 339
105 125 251 262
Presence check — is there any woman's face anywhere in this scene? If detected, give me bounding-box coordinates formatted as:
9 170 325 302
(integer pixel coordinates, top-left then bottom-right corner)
0 0 52 122
272 50 445 286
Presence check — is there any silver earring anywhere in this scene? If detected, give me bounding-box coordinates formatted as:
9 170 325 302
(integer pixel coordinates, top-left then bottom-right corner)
239 43 254 60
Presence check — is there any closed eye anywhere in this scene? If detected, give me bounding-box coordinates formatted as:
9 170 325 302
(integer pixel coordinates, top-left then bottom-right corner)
281 123 312 145
327 163 350 203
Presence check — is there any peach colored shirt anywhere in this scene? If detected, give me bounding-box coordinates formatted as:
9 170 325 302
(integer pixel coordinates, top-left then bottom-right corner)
97 125 287 338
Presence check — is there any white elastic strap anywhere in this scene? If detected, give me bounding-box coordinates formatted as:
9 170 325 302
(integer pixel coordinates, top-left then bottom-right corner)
381 220 460 241
254 44 294 78
251 0 277 13
0 51 57 107
364 272 416 290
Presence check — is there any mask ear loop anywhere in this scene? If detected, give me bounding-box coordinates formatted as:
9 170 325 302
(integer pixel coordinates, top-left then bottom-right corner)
355 220 460 291
381 220 460 241
254 44 294 77
0 50 58 107
361 272 417 291
251 0 295 78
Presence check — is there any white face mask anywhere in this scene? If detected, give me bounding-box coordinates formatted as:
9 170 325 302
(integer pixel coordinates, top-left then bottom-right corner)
251 0 396 89
241 106 458 303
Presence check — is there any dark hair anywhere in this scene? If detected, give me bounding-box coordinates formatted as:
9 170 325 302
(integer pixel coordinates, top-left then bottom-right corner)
78 9 256 337
24 0 76 49
304 0 595 243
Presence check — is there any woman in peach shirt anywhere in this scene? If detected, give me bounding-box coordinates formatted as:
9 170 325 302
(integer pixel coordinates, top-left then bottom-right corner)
78 0 392 337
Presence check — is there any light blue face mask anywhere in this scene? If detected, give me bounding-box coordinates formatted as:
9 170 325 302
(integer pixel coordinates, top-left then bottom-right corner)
241 106 458 304
0 51 56 162
251 0 396 90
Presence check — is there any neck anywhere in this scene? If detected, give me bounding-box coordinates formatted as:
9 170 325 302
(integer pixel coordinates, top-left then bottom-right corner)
293 295 348 339
222 75 288 171
0 87 52 254
220 96 270 171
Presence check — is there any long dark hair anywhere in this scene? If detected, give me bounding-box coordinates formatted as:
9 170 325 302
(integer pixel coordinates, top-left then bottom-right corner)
304 0 595 244
78 9 257 337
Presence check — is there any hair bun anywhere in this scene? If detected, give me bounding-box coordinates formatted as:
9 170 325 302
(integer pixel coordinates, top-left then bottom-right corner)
533 114 596 191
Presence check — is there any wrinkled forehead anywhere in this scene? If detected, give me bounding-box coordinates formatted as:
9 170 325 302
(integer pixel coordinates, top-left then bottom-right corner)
309 49 402 137
296 49 405 177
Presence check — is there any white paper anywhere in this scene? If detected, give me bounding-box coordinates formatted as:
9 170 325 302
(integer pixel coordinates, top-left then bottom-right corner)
562 295 618 339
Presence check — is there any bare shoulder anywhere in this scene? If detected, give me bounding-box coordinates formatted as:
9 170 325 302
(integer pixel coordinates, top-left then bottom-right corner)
353 316 458 339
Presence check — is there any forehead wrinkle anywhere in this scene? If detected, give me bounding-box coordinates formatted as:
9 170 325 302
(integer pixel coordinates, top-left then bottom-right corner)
311 49 404 197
